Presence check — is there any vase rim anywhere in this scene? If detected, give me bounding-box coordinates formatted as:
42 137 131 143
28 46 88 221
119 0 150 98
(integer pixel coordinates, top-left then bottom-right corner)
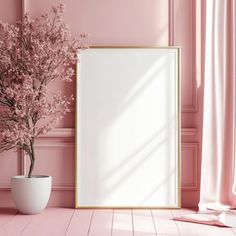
12 175 51 179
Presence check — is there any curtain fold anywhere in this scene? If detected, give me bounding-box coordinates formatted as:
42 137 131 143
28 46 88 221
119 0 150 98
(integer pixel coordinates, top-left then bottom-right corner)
199 0 236 210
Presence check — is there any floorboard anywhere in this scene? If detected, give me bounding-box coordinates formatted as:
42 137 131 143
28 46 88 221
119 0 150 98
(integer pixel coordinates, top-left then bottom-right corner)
0 212 33 236
112 209 133 236
88 209 114 236
152 209 180 236
0 208 18 229
132 209 156 236
65 209 94 236
20 208 74 236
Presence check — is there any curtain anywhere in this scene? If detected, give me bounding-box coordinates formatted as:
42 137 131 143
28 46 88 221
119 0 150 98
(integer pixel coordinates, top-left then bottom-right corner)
199 0 236 210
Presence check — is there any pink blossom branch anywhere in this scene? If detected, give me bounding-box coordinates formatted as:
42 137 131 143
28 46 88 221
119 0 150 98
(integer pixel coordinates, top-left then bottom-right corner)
0 2 86 177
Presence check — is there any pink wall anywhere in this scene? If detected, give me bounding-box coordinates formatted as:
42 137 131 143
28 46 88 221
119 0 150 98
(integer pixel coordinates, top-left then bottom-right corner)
0 0 202 208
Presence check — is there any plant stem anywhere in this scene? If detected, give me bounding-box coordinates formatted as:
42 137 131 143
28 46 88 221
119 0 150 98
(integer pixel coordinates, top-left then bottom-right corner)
28 139 35 178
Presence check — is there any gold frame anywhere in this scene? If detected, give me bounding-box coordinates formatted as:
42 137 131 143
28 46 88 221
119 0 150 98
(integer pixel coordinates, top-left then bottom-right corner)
75 46 181 209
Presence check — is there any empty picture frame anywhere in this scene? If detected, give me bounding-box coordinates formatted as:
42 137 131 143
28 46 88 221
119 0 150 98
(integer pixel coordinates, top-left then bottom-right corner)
76 47 181 208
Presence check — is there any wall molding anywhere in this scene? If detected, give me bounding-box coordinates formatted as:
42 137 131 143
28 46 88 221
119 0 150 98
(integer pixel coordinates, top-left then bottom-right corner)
52 186 75 191
170 0 198 113
22 142 75 191
0 128 198 191
38 128 75 138
21 0 27 20
22 0 198 113
40 127 197 138
0 187 11 191
1 140 199 191
182 128 198 136
168 0 174 45
22 142 74 175
0 187 75 191
181 142 198 190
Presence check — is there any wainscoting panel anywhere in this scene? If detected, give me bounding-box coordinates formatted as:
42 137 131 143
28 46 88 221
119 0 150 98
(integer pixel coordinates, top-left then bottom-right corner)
0 0 21 23
0 150 23 190
173 0 197 112
24 143 75 189
0 135 75 207
181 143 198 190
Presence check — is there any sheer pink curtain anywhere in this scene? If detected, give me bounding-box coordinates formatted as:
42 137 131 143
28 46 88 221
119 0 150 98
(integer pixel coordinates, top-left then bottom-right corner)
199 0 236 210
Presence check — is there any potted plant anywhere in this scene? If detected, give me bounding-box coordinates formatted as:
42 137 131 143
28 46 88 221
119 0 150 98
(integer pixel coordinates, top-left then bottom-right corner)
0 3 84 214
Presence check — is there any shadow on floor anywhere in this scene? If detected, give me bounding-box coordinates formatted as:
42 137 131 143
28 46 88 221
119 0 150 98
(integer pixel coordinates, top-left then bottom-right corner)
0 208 17 215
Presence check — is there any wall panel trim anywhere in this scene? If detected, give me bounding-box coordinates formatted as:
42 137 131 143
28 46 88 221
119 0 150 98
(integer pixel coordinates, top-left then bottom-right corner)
39 128 75 138
182 128 198 136
181 142 198 190
171 0 198 113
169 0 174 45
0 187 75 191
39 127 196 138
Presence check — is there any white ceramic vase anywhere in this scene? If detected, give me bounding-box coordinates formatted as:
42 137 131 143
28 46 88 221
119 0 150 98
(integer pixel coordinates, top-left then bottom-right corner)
11 175 52 215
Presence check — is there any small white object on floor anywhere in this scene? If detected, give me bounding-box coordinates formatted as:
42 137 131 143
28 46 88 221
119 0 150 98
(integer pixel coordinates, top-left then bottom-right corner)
174 210 236 227
218 211 236 227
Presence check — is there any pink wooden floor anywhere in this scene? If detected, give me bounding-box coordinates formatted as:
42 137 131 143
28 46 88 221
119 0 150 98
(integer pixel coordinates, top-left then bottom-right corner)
0 208 236 236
